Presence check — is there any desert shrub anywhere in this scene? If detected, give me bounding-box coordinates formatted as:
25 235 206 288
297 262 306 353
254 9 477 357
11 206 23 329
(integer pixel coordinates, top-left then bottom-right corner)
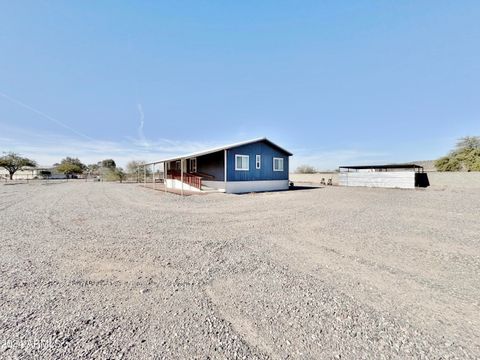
103 168 127 182
434 156 461 171
296 165 316 174
435 136 480 171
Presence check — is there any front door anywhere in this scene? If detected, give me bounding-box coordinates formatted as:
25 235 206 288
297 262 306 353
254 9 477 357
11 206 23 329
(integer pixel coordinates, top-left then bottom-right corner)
189 158 197 173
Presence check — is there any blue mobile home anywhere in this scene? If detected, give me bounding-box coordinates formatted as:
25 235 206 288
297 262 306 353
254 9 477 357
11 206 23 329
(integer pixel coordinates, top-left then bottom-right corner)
154 138 292 194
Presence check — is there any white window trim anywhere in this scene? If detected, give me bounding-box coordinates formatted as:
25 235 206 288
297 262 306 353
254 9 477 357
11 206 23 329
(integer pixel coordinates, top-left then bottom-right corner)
273 157 284 172
235 154 249 171
256 155 261 169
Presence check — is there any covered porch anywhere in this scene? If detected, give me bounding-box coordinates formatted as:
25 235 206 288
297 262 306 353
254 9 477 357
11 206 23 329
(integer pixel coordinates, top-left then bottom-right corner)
141 149 227 195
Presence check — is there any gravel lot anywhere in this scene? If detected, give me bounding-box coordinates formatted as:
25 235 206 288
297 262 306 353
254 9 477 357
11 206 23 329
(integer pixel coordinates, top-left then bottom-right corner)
1 181 479 359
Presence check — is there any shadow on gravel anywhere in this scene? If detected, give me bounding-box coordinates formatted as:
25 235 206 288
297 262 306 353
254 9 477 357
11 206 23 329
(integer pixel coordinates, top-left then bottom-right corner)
288 185 323 191
233 185 322 195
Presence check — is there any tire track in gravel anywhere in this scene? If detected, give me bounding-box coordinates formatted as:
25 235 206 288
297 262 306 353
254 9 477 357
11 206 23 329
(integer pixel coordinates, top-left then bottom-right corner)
266 232 480 354
0 184 39 212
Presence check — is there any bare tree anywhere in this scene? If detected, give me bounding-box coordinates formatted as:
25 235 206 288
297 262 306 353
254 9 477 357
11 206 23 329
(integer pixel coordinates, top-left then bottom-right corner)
456 136 480 151
126 160 151 182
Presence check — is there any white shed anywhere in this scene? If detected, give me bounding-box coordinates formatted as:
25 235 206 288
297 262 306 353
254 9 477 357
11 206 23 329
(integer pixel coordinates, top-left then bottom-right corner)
339 164 429 189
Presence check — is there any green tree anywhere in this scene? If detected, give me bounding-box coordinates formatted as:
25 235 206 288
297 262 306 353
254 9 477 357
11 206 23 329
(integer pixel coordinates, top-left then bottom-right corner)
56 157 87 177
114 167 127 183
434 156 461 172
86 163 100 176
0 152 37 180
460 148 480 171
435 136 480 171
103 167 127 182
100 159 116 169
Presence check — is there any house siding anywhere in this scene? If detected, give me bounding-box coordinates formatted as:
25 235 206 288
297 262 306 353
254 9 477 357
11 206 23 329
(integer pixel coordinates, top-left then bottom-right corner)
226 141 289 181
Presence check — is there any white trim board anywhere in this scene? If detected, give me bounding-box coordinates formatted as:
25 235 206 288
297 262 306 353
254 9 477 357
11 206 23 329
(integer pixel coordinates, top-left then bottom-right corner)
225 180 289 194
202 180 226 191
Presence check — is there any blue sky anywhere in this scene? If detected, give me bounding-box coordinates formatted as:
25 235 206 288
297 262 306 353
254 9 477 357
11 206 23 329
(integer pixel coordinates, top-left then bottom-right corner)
1 1 479 169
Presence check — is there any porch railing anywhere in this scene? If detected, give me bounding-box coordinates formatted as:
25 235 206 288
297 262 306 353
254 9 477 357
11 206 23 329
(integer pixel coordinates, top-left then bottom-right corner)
191 171 215 180
167 170 203 190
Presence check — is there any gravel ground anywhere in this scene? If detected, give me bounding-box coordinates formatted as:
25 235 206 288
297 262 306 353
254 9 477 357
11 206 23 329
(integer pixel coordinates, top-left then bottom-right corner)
1 181 479 359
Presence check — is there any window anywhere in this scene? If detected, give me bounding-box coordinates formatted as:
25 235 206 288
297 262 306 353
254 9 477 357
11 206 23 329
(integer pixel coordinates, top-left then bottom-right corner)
256 155 261 169
235 155 249 171
273 157 284 172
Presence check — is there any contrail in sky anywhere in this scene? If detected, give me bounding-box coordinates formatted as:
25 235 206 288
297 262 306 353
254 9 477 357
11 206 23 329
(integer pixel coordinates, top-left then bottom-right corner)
137 103 149 147
0 91 95 141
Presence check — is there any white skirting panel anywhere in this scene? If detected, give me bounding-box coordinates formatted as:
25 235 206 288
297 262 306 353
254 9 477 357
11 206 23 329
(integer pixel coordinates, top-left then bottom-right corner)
339 172 415 189
171 179 289 194
165 179 202 192
202 180 226 191
225 180 289 194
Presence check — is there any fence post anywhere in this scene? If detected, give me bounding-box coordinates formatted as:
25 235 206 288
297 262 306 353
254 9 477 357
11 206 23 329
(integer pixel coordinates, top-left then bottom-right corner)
152 163 155 190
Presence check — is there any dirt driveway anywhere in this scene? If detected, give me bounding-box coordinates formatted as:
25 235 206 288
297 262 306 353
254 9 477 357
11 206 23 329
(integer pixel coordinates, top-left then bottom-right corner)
1 181 479 358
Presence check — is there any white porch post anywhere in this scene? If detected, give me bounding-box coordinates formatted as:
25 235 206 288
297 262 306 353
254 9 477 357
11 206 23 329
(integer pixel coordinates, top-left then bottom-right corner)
164 162 167 194
224 149 227 191
181 159 184 196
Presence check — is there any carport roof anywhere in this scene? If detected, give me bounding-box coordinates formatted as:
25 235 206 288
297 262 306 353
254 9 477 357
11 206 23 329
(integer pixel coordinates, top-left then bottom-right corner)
339 164 424 171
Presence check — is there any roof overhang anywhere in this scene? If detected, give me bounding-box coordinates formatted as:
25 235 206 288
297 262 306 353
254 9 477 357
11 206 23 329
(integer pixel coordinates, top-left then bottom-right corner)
339 164 424 171
145 137 293 165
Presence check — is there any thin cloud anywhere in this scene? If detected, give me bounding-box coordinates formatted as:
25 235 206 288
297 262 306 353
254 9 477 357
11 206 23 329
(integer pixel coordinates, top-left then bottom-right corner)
0 124 215 167
136 103 148 147
0 93 215 166
0 91 96 142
